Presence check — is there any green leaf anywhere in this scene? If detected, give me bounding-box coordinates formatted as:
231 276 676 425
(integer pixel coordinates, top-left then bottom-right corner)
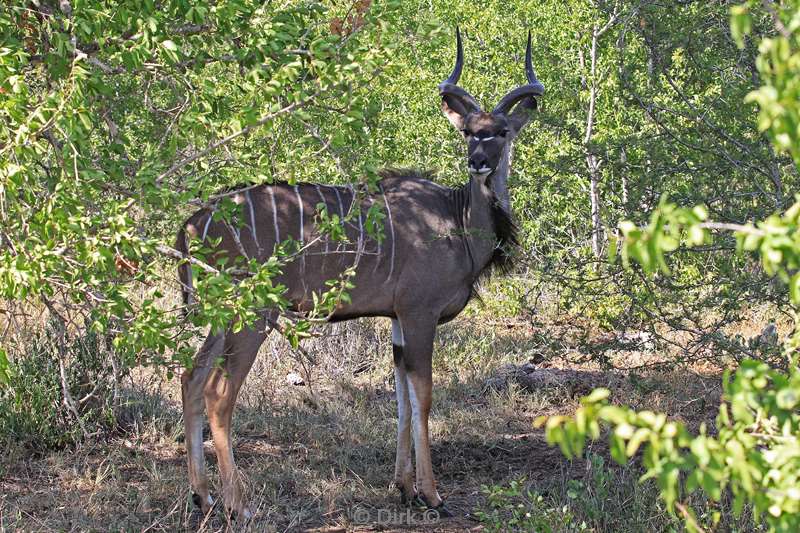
730 5 751 49
0 347 11 386
775 387 799 410
583 388 610 404
790 272 800 305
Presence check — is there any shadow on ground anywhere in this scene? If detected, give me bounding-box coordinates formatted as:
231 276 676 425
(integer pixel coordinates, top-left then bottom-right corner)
0 321 724 532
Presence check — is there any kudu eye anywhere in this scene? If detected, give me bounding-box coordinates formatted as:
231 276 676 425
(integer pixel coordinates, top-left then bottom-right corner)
461 129 472 137
499 129 510 138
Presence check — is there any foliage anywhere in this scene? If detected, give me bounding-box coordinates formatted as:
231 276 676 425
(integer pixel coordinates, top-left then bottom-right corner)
3 0 789 384
475 477 578 533
520 0 792 366
0 326 120 450
0 0 797 461
0 0 403 375
542 365 800 532
544 3 800 531
475 454 761 533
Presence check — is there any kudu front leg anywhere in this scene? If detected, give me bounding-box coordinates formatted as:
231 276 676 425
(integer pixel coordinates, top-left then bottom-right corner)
392 320 415 504
396 316 452 516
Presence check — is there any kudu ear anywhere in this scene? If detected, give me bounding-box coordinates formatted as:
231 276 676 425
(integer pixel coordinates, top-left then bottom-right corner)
507 96 538 135
441 95 468 130
439 27 481 132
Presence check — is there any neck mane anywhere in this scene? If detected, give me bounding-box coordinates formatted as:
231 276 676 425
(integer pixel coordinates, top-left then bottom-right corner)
450 172 518 280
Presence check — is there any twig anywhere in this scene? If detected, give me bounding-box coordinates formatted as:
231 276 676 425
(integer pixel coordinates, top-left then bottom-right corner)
154 244 220 274
155 93 320 184
42 296 90 440
698 222 766 236
762 0 792 40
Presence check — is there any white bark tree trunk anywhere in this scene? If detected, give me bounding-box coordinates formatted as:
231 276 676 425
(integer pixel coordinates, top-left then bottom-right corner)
580 8 620 258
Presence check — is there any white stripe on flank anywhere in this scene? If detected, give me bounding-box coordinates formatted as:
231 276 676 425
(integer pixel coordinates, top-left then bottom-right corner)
373 187 384 272
347 185 362 255
383 187 396 282
201 212 213 241
295 185 306 275
294 185 304 245
372 195 381 256
357 206 364 253
332 186 345 254
333 186 345 221
347 184 356 213
391 318 404 347
268 187 280 244
245 191 259 251
315 184 329 254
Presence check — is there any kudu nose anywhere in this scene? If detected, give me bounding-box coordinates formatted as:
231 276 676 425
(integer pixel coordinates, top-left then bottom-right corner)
469 155 488 171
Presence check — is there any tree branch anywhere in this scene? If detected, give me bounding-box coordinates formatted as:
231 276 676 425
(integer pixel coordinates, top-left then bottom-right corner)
154 93 319 184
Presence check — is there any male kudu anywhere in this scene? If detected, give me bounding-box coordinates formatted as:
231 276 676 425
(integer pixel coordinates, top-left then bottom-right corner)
176 29 544 519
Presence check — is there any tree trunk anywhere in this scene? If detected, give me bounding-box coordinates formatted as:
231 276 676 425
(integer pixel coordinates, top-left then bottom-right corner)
584 26 604 258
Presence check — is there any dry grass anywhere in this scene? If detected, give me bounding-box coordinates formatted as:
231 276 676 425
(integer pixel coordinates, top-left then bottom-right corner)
0 316 731 532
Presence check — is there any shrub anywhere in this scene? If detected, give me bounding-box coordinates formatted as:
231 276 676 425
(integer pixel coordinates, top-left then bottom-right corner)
541 3 800 531
0 326 122 451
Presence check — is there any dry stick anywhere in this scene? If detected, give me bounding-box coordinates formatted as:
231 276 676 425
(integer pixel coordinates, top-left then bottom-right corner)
266 318 317 366
141 495 183 533
698 222 766 236
762 0 792 40
675 503 706 533
41 296 90 440
154 244 220 274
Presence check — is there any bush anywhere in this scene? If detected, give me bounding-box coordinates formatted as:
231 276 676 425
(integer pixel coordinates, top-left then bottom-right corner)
541 4 800 531
475 477 576 533
474 455 761 532
0 325 123 451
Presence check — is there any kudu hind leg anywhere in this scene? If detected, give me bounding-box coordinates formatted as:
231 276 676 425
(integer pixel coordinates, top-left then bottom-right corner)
392 319 415 504
182 331 225 512
204 322 268 519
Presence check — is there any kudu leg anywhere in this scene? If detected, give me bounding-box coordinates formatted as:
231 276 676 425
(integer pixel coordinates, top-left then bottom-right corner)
397 315 452 515
391 319 415 503
181 331 225 512
203 321 268 519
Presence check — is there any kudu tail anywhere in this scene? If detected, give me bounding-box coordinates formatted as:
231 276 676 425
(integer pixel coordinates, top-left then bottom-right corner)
175 226 194 317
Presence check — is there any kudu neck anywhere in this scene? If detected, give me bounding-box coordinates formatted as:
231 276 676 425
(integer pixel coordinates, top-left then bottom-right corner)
490 144 512 211
462 143 515 278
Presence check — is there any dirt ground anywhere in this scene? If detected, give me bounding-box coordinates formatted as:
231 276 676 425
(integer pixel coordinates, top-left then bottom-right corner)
0 318 726 532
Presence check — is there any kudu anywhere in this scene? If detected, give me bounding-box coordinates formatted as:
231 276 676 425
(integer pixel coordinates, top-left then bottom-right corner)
176 29 544 519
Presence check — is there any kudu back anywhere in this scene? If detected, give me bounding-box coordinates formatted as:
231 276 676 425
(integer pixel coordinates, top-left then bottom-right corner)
177 29 544 520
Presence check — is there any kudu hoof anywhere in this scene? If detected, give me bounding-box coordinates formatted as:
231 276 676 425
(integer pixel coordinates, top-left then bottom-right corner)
191 492 215 513
416 493 453 518
429 503 454 518
398 486 417 506
227 507 253 522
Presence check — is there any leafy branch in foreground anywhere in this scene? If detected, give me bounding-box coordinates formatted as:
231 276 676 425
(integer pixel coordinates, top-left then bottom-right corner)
543 199 800 532
539 359 800 531
542 2 800 532
0 0 401 373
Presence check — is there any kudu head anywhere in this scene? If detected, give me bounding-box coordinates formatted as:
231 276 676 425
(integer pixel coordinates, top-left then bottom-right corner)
439 28 544 181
